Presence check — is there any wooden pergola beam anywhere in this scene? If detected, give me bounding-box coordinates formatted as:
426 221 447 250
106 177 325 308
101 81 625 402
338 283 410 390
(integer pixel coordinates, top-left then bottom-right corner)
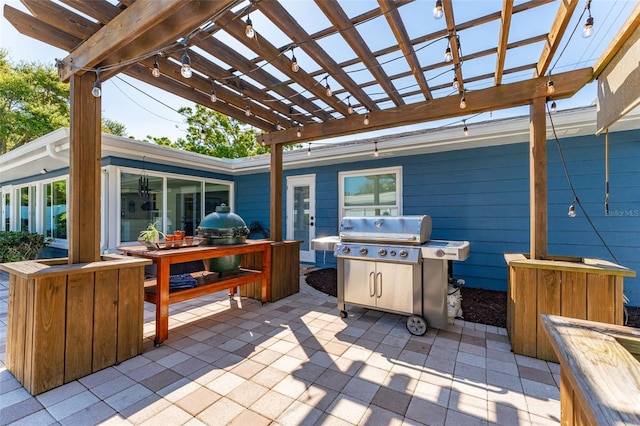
379 0 432 101
258 0 379 112
263 67 593 146
593 2 640 78
58 0 238 82
534 0 579 78
316 0 404 107
495 0 514 85
443 0 465 94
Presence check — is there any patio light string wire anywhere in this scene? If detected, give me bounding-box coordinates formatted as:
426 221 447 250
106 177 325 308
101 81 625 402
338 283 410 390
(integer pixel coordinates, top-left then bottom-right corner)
545 102 619 264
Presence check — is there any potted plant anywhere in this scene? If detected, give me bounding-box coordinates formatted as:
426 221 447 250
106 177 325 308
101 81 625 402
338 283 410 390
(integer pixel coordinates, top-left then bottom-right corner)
138 222 164 250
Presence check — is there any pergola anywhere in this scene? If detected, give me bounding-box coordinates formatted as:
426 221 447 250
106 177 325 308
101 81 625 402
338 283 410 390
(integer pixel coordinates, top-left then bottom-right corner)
4 0 639 265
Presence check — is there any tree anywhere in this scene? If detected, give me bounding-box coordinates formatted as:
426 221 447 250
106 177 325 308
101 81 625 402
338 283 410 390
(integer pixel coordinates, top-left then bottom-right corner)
102 118 128 137
144 104 269 159
0 50 70 154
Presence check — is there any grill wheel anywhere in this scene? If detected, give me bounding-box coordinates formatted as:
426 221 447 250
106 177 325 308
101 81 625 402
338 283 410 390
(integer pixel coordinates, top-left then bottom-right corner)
406 315 427 336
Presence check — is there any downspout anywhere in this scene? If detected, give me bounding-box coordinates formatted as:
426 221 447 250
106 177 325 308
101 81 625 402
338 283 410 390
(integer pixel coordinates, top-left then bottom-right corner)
46 142 67 161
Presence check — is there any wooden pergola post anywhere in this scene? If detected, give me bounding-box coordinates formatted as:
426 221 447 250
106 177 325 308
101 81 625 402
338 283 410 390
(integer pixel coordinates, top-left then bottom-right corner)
529 96 547 259
68 73 102 264
270 143 283 242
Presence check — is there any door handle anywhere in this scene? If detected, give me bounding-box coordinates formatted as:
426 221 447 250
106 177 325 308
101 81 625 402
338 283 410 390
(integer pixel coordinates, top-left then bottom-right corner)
369 271 375 297
376 272 382 298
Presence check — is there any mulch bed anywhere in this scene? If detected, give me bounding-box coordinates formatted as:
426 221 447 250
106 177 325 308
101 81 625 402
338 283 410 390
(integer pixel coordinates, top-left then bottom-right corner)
305 268 640 329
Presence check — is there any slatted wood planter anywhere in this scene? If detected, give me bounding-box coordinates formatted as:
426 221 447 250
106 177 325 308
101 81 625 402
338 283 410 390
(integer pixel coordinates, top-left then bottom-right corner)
505 253 636 363
541 315 640 425
240 240 301 302
1 255 150 395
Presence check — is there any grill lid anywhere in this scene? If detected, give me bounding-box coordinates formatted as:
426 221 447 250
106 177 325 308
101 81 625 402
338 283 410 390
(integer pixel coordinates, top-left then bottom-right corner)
339 215 432 245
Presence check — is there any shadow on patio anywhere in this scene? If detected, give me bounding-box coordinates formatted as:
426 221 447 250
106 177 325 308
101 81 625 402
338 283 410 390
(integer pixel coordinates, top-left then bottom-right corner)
0 269 561 425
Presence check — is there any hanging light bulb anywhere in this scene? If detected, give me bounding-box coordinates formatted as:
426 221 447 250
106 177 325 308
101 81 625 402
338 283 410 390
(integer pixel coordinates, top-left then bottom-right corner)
307 143 311 156
210 86 217 103
201 128 206 139
374 141 379 157
276 121 285 131
152 54 160 78
568 203 576 218
325 77 332 97
583 1 594 38
245 16 254 38
547 78 555 94
463 120 468 136
291 47 299 73
459 92 467 109
433 0 443 19
260 135 266 146
444 46 453 62
363 111 370 125
245 104 251 117
550 101 557 112
91 70 102 98
452 76 459 90
347 96 354 114
181 44 192 79
297 126 302 137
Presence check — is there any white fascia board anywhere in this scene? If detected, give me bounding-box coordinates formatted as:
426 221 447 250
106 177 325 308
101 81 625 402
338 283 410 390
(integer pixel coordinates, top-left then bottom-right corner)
0 128 69 174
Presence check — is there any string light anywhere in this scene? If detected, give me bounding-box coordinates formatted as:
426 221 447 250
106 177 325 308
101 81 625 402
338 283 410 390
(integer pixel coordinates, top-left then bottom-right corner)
452 76 459 90
260 134 266 146
245 6 255 38
463 120 468 136
374 141 379 157
91 70 102 98
582 0 594 38
459 91 466 109
276 121 285 131
547 77 555 94
444 46 453 62
346 96 354 114
568 202 576 218
181 39 192 79
291 47 299 73
550 101 557 112
245 104 251 116
307 142 311 156
324 76 332 97
433 0 443 19
152 54 160 78
363 110 370 125
297 126 302 137
210 84 217 103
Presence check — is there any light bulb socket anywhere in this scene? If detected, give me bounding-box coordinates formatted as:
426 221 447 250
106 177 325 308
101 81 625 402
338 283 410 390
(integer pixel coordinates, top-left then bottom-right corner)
452 77 459 90
152 61 160 78
364 112 370 126
245 18 255 38
463 124 468 136
92 79 102 98
245 105 251 117
444 47 453 62
547 79 555 94
181 52 192 78
583 16 594 38
210 89 217 103
568 204 576 218
459 96 466 109
550 101 557 112
325 83 331 97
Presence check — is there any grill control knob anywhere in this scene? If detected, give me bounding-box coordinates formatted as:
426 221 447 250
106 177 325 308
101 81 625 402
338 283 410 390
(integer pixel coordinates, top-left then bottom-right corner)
390 250 397 257
342 246 351 254
399 250 408 258
378 249 387 256
360 247 368 255
436 249 445 257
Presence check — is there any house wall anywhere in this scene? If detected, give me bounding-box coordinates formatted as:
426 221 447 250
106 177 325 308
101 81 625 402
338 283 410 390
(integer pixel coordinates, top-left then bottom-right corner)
236 129 640 306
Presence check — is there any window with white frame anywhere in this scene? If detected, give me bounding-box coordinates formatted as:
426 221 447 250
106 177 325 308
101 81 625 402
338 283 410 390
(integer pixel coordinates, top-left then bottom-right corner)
43 179 68 240
339 166 402 217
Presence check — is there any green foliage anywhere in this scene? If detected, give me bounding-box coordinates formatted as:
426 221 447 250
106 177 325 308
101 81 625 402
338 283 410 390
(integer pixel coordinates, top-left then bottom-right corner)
102 118 128 137
0 231 52 263
138 222 164 243
144 104 269 159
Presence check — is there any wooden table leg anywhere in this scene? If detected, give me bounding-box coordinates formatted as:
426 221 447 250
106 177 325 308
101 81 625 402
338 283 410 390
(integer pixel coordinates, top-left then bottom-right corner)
155 258 170 345
261 244 271 304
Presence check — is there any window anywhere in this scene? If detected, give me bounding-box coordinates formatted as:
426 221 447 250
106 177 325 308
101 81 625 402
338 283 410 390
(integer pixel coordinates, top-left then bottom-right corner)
3 192 9 231
339 167 402 217
44 179 67 240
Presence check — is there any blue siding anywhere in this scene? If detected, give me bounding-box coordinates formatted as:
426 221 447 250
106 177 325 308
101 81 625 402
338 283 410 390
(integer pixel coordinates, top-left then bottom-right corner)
235 129 640 306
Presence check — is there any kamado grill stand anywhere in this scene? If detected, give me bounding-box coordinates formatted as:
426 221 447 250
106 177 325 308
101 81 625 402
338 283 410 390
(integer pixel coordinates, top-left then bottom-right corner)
332 215 469 335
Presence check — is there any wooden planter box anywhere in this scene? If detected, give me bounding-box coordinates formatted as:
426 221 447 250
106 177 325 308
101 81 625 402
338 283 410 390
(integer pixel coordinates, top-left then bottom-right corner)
504 253 635 363
542 315 640 425
240 240 301 302
0 255 150 395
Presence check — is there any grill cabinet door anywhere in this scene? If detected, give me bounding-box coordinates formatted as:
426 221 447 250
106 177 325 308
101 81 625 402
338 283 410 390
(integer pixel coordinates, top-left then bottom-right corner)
374 262 414 313
343 259 376 306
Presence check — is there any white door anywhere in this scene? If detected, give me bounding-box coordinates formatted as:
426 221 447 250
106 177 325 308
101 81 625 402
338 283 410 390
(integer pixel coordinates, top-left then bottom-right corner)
286 175 316 263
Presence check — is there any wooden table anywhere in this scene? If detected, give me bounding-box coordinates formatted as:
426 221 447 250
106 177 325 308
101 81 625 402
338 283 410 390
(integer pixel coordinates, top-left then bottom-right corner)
119 241 271 345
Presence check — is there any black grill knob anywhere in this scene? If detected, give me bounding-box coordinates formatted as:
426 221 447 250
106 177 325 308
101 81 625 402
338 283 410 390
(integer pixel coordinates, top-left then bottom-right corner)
390 250 397 256
399 250 408 258
360 247 368 255
342 246 351 254
378 249 387 256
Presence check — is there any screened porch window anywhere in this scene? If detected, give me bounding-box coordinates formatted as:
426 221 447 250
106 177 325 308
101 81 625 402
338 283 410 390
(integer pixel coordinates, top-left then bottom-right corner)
339 167 402 217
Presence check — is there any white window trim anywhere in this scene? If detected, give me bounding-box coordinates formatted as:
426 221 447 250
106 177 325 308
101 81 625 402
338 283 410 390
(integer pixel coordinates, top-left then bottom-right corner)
338 166 402 218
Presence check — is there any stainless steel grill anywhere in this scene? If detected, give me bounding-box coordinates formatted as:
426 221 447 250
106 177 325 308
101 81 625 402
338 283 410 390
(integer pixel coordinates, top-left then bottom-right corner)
330 215 469 335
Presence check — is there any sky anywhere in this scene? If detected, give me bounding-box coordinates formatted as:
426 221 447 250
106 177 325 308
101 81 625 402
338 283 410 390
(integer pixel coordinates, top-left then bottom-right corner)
1 0 635 144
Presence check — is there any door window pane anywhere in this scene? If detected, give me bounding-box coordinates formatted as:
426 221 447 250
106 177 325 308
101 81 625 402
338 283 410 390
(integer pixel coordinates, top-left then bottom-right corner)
3 193 9 231
167 178 201 236
293 185 310 251
44 180 67 239
120 173 164 242
19 187 29 231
